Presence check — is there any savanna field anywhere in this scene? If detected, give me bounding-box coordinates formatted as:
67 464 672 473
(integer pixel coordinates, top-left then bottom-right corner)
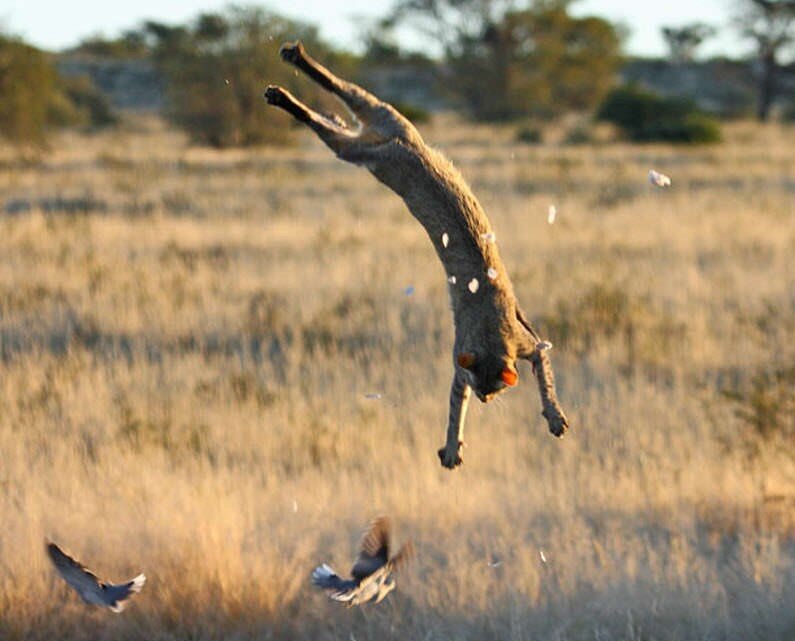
0 115 793 640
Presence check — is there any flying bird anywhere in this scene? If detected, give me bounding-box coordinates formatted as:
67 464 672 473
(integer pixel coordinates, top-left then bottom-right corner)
45 540 146 613
311 516 413 606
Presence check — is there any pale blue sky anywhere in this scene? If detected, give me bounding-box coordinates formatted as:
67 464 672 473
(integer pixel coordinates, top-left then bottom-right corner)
3 0 746 58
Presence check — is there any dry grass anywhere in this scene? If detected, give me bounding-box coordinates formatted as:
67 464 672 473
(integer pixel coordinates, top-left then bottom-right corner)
1 115 794 640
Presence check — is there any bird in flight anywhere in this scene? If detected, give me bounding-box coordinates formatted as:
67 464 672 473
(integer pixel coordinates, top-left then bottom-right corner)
45 540 146 613
311 516 413 606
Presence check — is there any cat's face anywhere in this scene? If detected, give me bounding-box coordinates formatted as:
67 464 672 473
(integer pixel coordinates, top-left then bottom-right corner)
457 350 518 402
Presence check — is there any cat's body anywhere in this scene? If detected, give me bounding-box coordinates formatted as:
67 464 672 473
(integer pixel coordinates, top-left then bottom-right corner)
265 42 568 468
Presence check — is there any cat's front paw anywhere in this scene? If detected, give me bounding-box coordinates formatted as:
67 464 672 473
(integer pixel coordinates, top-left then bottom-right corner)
437 441 464 469
279 41 306 64
542 407 569 437
264 85 288 106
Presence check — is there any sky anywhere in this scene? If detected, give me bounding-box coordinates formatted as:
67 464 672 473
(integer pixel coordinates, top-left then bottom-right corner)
3 0 748 59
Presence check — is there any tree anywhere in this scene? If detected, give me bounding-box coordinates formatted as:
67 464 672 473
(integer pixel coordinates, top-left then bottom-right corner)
0 35 59 144
386 0 622 120
661 23 716 63
67 31 150 58
137 6 341 147
385 0 519 57
360 25 404 64
733 0 795 120
0 33 120 145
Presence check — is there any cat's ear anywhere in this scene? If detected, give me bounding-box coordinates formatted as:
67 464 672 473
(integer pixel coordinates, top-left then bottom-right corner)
500 368 518 386
457 352 476 370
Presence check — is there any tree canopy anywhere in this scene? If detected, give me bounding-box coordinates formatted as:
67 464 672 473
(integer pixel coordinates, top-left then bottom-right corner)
0 35 59 144
661 23 716 63
135 6 344 147
387 0 622 120
733 0 795 119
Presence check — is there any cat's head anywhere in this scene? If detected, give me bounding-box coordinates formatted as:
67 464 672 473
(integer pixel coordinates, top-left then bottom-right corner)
456 350 518 402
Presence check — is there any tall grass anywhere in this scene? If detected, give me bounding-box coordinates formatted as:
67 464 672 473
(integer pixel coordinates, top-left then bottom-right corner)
0 116 793 640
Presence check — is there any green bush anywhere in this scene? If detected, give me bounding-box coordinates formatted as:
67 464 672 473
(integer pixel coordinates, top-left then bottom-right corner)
723 364 795 446
781 102 795 123
442 5 622 122
67 32 149 59
141 7 346 147
0 35 115 144
0 35 58 145
45 88 83 129
392 101 431 124
563 124 593 145
58 75 118 129
539 283 688 375
515 125 543 144
597 84 721 143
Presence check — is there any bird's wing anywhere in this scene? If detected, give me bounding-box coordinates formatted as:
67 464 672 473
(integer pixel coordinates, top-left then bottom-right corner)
312 564 357 596
46 541 104 602
104 574 146 612
388 540 415 573
350 516 390 581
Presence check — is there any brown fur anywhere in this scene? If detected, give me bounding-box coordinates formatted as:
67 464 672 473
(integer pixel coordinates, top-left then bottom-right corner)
265 42 568 469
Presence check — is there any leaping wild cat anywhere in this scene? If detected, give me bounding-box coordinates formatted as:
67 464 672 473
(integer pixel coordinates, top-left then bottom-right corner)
265 42 568 469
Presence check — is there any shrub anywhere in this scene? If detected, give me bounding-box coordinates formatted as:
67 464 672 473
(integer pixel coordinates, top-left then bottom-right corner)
723 364 795 446
45 88 83 129
515 125 543 144
563 124 593 145
58 74 118 129
781 102 795 123
434 5 622 121
0 35 58 145
597 84 721 143
142 7 346 147
392 102 431 124
679 113 722 143
539 283 687 376
0 34 115 144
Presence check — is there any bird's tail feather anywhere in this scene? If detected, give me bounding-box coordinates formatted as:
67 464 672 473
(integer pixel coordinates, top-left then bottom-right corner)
312 563 357 600
129 574 146 593
106 574 146 613
311 563 340 588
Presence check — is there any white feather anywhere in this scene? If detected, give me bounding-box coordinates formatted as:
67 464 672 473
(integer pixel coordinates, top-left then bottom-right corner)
312 563 336 581
648 169 671 187
129 574 146 593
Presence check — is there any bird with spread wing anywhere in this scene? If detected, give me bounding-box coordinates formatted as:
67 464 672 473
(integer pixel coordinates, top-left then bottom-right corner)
46 540 146 613
311 516 413 606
